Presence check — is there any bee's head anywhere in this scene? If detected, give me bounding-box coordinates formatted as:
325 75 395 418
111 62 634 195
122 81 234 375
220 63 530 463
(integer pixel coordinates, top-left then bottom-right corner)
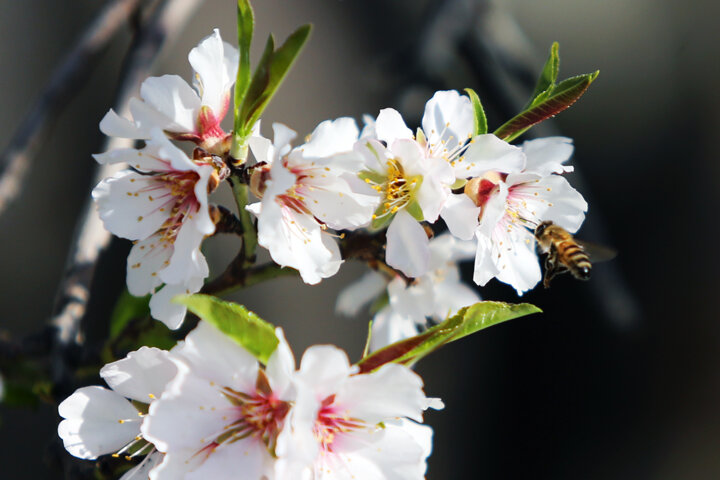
534 221 553 238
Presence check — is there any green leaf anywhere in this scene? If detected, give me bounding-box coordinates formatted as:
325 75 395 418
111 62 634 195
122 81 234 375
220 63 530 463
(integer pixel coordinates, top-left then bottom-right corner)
109 289 151 339
231 0 255 159
238 24 312 136
357 301 541 373
494 71 599 143
464 88 488 135
175 294 278 364
525 41 560 109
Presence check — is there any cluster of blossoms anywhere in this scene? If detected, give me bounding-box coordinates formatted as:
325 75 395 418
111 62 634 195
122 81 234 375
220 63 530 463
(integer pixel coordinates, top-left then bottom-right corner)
69 15 597 478
59 321 440 479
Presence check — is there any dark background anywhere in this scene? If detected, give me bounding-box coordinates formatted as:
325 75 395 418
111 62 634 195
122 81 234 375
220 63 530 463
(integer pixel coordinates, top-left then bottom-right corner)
1 0 719 478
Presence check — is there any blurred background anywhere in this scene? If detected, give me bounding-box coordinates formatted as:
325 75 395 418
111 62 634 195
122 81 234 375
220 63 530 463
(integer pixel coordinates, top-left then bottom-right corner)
1 0 719 478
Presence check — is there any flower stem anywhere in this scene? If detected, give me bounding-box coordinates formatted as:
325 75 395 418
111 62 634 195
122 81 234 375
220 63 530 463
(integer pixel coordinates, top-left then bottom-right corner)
228 173 258 269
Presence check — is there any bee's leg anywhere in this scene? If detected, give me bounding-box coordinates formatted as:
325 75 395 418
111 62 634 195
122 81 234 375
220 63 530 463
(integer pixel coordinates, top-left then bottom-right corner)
543 254 557 288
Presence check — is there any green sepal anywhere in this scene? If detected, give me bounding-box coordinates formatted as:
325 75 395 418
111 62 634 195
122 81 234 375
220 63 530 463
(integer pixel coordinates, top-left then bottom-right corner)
356 301 541 373
370 207 394 231
175 294 278 364
358 169 386 186
525 41 560 109
494 71 599 143
451 178 468 190
237 24 312 139
464 88 488 135
405 201 424 222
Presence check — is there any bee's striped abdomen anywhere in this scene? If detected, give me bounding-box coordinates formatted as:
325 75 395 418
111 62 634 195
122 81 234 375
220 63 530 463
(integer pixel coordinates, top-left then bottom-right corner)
557 240 591 280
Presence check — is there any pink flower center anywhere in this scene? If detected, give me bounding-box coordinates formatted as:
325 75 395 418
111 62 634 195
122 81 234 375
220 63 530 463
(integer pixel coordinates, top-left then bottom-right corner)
314 395 366 453
218 387 290 449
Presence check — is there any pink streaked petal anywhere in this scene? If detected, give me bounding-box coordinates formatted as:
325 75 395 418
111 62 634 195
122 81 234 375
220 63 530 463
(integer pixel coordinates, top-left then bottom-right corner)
189 29 238 119
92 171 173 241
126 234 171 296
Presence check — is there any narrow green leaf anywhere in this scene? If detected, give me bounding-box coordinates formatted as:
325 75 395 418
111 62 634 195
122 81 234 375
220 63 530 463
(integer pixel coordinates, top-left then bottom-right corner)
494 71 599 143
175 294 278 364
357 301 541 373
362 321 373 358
238 35 275 136
239 24 312 135
525 42 560 109
231 0 255 160
464 88 488 135
109 289 150 339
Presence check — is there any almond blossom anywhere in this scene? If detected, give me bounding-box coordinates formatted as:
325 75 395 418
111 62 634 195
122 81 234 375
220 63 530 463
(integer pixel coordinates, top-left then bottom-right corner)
58 347 176 479
275 344 440 479
141 322 296 480
248 119 377 284
100 29 238 154
92 130 219 328
337 234 480 350
443 136 587 294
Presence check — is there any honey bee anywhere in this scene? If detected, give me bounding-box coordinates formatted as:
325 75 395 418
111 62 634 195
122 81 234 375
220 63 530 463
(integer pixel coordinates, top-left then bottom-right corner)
534 221 614 288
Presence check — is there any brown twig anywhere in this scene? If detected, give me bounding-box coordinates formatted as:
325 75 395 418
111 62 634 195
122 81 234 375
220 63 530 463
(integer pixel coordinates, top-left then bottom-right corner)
49 0 208 389
0 0 149 218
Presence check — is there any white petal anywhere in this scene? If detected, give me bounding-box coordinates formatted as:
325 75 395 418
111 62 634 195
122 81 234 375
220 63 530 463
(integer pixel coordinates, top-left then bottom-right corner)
189 29 238 117
535 175 587 232
431 269 480 319
172 321 259 392
456 134 525 178
472 234 500 286
385 210 430 278
99 109 144 139
360 114 377 139
495 227 542 294
139 75 200 133
142 364 234 453
58 386 140 459
126 234 171 296
415 157 453 223
148 277 204 330
336 363 427 423
522 136 574 176
92 171 172 241
477 181 508 237
440 193 480 241
158 226 208 285
369 307 420 352
295 117 359 158
422 90 474 154
184 438 273 480
428 232 477 265
265 328 296 399
272 123 298 158
387 276 434 321
100 347 177 403
296 345 355 400
304 177 376 230
120 451 163 480
375 108 413 145
148 130 199 172
336 270 388 317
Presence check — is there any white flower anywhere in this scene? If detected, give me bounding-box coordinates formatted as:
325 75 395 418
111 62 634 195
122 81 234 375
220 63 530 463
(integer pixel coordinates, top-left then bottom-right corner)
442 136 587 294
141 322 296 480
248 119 377 285
337 234 480 350
92 130 217 328
275 345 438 479
100 29 238 154
58 347 177 476
357 136 454 278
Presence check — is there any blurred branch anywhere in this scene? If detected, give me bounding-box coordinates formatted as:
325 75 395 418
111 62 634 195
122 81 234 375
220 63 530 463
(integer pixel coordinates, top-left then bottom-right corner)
49 0 207 391
0 0 150 218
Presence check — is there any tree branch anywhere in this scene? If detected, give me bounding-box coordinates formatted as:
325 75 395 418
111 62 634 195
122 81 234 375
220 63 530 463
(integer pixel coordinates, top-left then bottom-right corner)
49 0 207 390
0 0 150 219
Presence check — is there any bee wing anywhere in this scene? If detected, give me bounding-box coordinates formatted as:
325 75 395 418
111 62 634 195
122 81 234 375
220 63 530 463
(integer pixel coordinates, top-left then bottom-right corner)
576 240 617 263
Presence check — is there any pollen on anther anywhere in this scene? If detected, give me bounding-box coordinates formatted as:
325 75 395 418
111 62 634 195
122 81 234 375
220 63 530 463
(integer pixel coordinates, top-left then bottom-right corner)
137 216 143 221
